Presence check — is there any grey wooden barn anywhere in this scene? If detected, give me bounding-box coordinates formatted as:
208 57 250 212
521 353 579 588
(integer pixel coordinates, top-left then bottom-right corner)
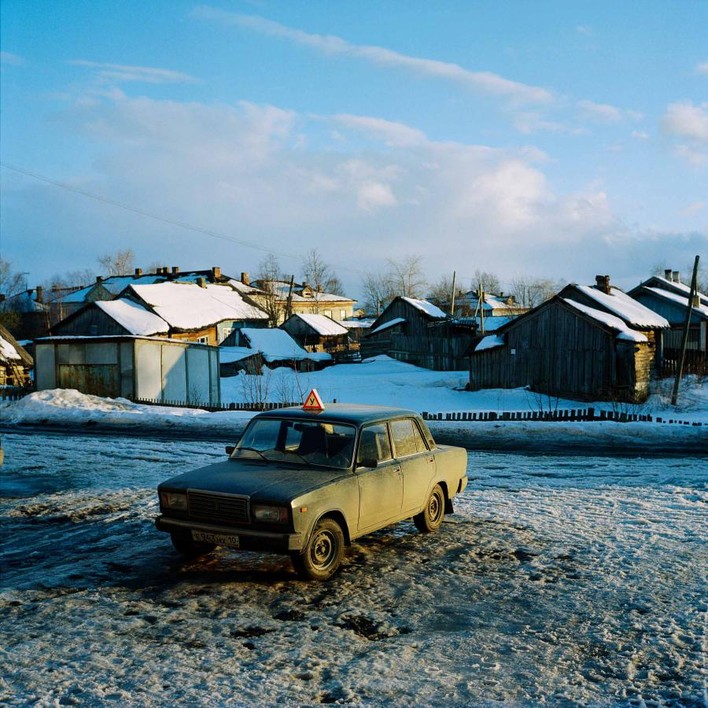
469 285 668 402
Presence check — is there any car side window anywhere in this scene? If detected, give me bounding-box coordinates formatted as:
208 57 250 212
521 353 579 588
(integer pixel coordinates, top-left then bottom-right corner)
357 423 392 466
390 418 427 458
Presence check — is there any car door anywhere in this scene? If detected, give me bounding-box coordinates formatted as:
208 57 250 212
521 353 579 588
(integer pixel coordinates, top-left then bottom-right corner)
355 422 403 532
389 418 437 516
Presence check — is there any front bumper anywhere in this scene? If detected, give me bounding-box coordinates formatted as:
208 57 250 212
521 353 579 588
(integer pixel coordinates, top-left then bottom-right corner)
155 515 304 553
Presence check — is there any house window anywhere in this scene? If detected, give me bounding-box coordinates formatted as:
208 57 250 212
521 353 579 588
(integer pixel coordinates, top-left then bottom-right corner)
340 310 346 320
324 309 332 318
196 336 209 345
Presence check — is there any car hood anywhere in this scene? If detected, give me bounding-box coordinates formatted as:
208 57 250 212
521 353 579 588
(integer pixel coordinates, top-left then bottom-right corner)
158 459 350 501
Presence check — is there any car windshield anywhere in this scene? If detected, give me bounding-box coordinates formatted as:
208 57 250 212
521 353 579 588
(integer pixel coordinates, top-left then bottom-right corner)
233 417 357 469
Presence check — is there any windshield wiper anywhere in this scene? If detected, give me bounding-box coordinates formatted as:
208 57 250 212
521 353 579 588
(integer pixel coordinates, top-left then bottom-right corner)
235 446 269 461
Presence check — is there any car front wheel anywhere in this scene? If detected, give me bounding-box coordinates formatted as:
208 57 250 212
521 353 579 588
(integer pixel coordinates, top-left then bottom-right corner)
414 483 445 533
292 518 345 581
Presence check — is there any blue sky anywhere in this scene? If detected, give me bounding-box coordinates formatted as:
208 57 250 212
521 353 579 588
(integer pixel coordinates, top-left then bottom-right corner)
1 1 706 297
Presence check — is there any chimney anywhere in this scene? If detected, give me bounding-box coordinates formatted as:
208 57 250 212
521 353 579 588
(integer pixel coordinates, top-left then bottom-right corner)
211 266 222 281
96 276 103 284
172 266 179 275
134 267 143 277
672 271 680 283
664 269 672 281
197 277 207 289
595 274 611 294
35 286 44 303
241 272 250 286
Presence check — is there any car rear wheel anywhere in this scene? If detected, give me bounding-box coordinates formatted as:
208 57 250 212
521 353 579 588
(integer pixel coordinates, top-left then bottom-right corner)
292 518 345 581
170 532 215 558
414 483 445 533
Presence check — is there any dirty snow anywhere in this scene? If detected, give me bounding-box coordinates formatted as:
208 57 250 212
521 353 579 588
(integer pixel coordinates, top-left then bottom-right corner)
0 357 706 705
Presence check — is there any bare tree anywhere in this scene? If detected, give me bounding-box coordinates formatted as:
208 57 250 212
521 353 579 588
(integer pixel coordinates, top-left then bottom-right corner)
0 258 26 297
257 254 286 327
302 249 342 294
510 275 563 308
360 271 395 316
427 274 465 314
470 269 500 296
386 255 427 299
97 249 135 276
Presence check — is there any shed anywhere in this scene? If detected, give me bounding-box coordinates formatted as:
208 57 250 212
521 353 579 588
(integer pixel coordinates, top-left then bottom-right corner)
361 297 472 370
0 323 33 388
469 295 660 403
628 271 707 374
236 328 331 371
34 336 220 406
281 313 352 356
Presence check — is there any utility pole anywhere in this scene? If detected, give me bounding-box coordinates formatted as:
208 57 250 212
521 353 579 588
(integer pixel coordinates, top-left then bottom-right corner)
449 271 457 316
671 255 700 405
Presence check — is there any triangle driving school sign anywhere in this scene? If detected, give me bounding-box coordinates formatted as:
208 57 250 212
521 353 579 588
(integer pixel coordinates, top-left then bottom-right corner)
302 388 325 412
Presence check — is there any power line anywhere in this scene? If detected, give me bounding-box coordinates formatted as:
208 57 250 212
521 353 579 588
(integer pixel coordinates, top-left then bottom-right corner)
0 161 303 261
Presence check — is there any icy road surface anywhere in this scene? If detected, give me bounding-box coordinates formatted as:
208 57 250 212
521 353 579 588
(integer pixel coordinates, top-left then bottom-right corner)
1 431 705 706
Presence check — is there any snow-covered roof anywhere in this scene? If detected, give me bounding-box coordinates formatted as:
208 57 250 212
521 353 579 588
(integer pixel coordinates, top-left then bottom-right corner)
645 276 708 307
129 282 267 330
641 287 708 320
369 317 406 336
239 328 321 363
475 315 513 332
0 335 22 362
262 280 353 303
401 297 447 319
563 299 648 342
218 346 261 364
342 319 374 330
290 313 349 336
574 285 669 328
96 300 169 336
475 334 506 352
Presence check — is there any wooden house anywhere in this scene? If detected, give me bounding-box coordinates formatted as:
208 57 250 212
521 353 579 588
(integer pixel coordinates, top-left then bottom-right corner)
628 270 707 374
51 281 268 346
0 323 33 388
469 277 670 403
361 297 473 371
236 328 331 372
281 313 352 358
250 280 356 325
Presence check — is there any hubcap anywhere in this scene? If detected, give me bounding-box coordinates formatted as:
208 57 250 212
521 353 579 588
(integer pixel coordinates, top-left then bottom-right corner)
312 531 334 567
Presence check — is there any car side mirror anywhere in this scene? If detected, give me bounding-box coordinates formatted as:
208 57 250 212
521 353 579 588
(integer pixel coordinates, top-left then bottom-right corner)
357 458 378 469
225 445 235 456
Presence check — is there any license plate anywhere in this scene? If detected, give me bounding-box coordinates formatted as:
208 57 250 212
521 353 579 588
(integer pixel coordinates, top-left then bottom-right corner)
192 530 240 548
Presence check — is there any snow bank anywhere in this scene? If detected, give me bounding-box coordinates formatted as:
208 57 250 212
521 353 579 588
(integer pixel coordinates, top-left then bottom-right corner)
0 357 705 450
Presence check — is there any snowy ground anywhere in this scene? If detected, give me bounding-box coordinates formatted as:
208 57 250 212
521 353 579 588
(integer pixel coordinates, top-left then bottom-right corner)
0 432 705 706
0 358 706 705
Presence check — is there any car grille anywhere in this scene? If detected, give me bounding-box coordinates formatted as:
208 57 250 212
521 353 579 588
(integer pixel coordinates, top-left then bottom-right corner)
187 490 249 526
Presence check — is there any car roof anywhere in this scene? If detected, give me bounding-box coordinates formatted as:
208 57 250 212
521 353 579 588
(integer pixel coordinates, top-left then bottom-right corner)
254 403 420 426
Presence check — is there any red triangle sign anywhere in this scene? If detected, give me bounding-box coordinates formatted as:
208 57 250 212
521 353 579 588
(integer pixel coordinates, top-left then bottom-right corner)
302 388 325 412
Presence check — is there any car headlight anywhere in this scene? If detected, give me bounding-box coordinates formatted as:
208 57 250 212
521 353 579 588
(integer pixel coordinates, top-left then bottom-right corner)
252 504 289 524
160 491 188 511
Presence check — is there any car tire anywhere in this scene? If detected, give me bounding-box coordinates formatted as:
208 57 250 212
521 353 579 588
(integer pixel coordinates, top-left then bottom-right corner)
292 518 345 581
170 532 215 558
414 483 445 533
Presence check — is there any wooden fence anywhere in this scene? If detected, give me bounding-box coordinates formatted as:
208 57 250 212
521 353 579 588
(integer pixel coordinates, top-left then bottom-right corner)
2 389 703 426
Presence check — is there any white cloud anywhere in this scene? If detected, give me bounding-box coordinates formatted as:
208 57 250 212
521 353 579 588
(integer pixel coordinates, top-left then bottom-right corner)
680 201 704 216
577 99 623 123
631 130 650 140
0 51 23 66
194 7 553 105
662 101 708 142
69 60 197 85
330 115 428 147
695 62 708 75
6 89 705 295
662 101 708 165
